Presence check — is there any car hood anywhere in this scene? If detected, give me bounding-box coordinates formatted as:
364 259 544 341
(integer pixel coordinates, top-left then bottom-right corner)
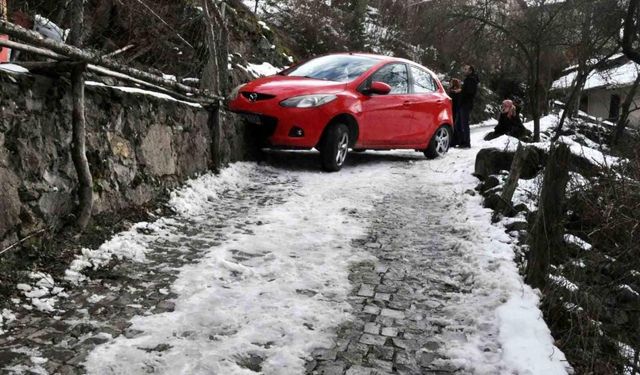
240 76 347 97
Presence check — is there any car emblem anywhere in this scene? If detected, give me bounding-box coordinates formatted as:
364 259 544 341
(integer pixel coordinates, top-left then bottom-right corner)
248 93 258 102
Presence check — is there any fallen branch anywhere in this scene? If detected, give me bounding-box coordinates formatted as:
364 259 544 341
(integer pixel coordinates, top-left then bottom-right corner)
103 44 135 58
0 38 213 104
0 20 222 101
0 229 47 257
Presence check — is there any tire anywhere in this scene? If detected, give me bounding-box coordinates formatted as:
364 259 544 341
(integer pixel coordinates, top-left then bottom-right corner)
351 149 366 153
424 126 452 159
320 123 350 172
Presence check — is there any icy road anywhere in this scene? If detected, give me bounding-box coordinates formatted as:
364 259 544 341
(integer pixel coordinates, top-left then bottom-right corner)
1 126 570 375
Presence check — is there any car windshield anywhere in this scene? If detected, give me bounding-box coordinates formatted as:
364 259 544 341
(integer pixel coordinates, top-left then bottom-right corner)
284 55 379 82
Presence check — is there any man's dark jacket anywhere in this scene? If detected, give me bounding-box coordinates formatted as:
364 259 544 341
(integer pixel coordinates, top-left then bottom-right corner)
460 73 480 110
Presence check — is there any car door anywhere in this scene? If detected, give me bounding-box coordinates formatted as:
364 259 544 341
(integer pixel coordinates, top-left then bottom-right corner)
408 65 445 144
358 63 416 147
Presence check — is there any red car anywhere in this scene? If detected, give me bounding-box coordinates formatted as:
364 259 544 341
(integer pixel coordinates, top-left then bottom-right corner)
228 53 453 171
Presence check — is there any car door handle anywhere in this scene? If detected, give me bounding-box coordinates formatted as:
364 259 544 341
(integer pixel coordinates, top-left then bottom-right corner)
403 101 412 106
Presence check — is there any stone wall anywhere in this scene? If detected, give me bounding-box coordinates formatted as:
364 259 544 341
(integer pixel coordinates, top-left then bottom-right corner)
0 70 255 249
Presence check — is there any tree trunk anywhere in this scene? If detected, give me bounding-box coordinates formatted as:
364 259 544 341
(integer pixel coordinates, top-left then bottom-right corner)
201 0 230 171
495 143 530 218
622 0 640 65
553 67 589 142
612 73 640 145
526 143 571 290
528 58 542 142
200 0 229 95
71 64 93 232
68 0 93 232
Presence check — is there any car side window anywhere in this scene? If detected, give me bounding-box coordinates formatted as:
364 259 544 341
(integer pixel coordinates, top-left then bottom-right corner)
370 64 409 94
410 66 437 93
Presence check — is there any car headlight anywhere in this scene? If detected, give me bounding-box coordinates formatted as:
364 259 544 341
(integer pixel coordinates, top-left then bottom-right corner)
228 84 245 100
280 94 337 108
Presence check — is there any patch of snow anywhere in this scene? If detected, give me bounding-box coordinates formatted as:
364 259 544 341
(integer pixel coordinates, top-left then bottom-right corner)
558 135 619 167
563 302 583 312
182 77 200 84
238 62 281 78
0 309 16 335
162 74 177 82
16 284 31 291
4 347 48 375
618 341 638 375
570 259 586 268
87 294 106 304
513 174 543 212
0 63 29 74
618 284 640 297
564 234 592 251
488 283 571 375
549 274 579 292
567 172 589 193
65 221 167 285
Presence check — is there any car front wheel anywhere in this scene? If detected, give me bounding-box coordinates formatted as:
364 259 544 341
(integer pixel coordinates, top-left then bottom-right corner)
320 123 350 172
424 126 452 159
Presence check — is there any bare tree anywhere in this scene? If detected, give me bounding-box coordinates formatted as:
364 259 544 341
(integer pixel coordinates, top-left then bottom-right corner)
451 0 570 141
201 0 229 95
622 0 640 64
551 0 621 141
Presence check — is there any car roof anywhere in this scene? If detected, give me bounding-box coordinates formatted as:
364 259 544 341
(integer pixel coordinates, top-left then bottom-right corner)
330 52 427 68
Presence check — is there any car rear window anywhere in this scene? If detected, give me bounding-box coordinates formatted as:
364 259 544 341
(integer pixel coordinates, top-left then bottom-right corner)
285 55 379 83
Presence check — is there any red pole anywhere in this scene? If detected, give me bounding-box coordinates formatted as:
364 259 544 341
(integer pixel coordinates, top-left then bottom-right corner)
0 0 9 63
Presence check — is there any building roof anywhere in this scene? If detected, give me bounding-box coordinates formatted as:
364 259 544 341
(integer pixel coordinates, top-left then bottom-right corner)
552 58 640 92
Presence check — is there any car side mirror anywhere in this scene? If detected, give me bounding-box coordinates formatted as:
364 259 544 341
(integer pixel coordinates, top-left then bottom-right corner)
366 81 392 95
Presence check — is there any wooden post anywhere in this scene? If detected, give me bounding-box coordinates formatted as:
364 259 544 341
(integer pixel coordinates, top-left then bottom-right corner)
495 143 527 218
69 0 92 232
71 63 93 232
201 0 229 170
526 143 571 290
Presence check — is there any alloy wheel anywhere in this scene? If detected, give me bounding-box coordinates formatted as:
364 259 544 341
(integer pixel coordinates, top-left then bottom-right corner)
434 127 450 156
336 133 349 166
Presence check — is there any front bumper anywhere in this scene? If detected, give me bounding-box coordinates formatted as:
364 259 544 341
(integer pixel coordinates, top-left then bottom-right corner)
229 95 336 149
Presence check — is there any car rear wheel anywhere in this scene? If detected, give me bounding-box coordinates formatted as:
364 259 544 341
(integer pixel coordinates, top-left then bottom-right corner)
424 126 452 159
320 123 350 172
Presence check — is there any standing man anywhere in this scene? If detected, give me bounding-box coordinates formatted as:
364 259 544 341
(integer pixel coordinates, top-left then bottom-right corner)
453 64 479 148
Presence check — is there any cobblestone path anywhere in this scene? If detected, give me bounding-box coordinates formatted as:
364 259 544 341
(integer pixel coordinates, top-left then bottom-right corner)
0 168 297 374
308 164 507 375
1 148 522 375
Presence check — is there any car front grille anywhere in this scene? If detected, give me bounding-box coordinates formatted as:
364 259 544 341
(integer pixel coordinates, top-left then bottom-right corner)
241 92 276 101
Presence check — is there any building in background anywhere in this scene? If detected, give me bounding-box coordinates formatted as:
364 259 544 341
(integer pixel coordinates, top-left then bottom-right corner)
552 54 640 127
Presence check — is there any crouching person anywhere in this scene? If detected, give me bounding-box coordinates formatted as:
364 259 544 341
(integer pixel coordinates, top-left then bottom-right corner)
484 99 531 141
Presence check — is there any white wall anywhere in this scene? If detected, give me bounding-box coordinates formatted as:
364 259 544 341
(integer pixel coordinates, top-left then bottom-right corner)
586 87 640 127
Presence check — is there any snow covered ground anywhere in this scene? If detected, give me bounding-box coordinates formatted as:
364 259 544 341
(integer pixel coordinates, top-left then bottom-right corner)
1 125 571 374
